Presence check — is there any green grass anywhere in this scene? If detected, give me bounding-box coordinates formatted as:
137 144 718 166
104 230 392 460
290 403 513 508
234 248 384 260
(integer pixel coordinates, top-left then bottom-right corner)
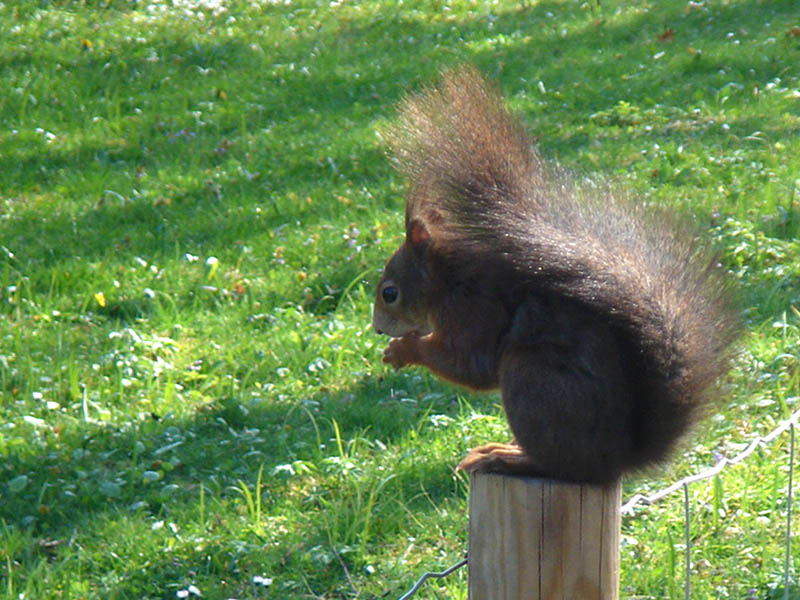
0 0 799 598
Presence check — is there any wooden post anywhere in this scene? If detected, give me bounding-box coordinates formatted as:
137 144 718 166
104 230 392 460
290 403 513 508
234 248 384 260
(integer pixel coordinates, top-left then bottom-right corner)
468 473 621 600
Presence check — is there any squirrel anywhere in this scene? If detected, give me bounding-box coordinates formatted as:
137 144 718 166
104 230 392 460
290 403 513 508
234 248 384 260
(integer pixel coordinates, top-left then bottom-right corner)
372 67 740 484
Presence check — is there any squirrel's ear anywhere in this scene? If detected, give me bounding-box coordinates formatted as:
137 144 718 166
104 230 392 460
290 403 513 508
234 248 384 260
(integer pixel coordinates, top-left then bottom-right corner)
407 218 432 248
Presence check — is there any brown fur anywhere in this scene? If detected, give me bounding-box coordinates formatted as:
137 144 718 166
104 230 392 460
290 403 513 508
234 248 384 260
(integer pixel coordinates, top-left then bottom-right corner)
373 67 739 483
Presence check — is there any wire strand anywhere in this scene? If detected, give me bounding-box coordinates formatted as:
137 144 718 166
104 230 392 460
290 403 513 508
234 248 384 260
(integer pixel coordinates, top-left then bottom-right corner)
622 408 800 515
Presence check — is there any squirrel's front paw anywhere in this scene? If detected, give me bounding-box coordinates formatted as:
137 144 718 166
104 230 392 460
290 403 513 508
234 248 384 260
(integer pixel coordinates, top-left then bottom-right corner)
382 334 420 370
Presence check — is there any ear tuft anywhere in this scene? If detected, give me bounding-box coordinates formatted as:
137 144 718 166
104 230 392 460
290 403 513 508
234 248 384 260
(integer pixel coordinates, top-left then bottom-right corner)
408 218 432 247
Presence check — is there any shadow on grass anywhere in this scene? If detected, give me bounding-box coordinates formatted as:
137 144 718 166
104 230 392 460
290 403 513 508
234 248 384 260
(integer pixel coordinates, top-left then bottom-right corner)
1 370 485 595
1 0 796 327
2 0 798 257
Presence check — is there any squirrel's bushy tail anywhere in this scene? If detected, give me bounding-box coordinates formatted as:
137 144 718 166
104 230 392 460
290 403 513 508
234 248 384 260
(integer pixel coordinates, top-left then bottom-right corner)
386 67 740 467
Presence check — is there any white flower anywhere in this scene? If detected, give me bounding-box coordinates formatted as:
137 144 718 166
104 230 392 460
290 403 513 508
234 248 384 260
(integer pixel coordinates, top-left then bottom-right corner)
252 575 273 587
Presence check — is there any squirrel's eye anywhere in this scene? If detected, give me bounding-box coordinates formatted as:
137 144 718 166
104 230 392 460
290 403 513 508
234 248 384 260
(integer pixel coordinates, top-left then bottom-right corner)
382 285 399 304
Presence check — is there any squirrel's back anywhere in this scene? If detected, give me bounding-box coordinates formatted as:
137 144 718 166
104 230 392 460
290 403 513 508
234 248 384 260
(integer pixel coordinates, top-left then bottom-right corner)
386 67 739 471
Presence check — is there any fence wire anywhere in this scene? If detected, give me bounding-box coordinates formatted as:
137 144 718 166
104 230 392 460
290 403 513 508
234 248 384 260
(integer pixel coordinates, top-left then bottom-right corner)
396 407 799 599
621 407 800 514
396 557 468 600
783 422 795 600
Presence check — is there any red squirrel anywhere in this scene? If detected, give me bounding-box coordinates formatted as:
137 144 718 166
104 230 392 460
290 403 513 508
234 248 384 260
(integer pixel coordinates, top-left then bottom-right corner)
372 67 739 484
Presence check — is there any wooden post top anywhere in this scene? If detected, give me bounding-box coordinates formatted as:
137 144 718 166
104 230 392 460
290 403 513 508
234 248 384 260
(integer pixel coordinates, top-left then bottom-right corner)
468 473 622 600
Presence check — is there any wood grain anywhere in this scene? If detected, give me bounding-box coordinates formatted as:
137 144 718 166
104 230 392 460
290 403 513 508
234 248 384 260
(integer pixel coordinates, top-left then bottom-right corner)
468 473 621 600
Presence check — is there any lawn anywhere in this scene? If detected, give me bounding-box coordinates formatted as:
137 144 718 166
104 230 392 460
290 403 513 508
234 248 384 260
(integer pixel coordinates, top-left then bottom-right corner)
1 0 799 598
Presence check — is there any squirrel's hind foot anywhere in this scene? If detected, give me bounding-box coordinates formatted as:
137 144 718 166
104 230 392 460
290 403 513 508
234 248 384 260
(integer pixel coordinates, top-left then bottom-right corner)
457 442 542 477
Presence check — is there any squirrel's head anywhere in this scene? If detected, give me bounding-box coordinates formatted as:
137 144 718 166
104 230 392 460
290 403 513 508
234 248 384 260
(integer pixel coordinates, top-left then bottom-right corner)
372 218 439 338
